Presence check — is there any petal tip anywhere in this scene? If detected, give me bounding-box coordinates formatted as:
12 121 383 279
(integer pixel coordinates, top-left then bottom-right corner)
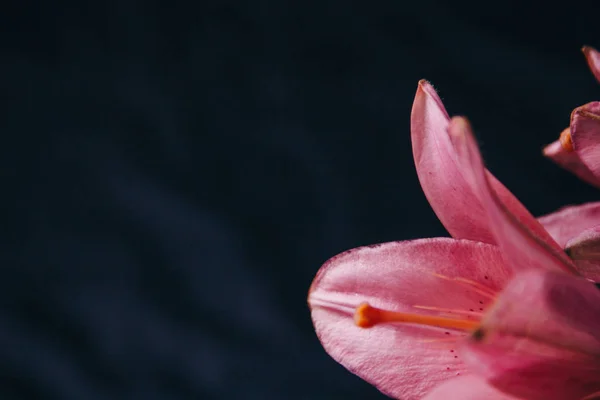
581 45 600 83
417 78 431 88
416 79 435 98
582 45 597 55
542 140 559 157
448 116 474 141
412 80 449 122
449 115 471 128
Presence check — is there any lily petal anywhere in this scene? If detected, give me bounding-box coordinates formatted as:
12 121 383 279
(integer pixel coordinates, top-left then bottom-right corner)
465 333 600 400
570 102 600 177
411 80 566 258
583 46 600 84
543 102 600 188
308 238 510 400
463 269 600 400
564 225 600 282
411 80 494 243
448 117 577 275
479 269 600 357
538 202 600 281
423 376 520 400
538 202 600 247
542 133 600 188
542 47 600 186
566 225 600 261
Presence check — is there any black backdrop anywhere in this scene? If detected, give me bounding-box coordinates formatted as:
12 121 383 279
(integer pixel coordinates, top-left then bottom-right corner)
4 1 600 399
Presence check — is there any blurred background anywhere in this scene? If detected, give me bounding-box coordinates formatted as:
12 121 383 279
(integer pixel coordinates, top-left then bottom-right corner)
4 0 600 399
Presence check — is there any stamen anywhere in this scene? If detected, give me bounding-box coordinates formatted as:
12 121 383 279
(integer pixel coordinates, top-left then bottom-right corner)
559 128 574 152
354 302 479 331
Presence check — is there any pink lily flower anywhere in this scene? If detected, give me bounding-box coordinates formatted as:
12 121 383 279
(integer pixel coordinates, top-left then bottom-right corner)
411 80 598 282
541 46 600 278
308 81 600 399
543 46 600 188
424 268 600 400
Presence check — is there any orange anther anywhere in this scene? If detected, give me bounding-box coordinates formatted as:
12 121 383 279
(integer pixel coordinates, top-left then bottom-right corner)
560 128 574 152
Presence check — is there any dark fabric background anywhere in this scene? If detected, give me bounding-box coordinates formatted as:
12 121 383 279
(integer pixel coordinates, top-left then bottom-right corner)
4 1 600 399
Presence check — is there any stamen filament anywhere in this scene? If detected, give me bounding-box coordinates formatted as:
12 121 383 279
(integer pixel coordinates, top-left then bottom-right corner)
355 302 479 331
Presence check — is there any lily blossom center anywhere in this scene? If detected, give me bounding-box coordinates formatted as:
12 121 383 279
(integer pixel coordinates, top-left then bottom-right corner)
352 271 496 335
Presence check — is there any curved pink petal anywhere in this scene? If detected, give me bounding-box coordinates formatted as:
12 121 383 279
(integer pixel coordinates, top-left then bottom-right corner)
569 260 600 283
538 201 600 247
543 47 600 187
464 333 600 400
411 80 494 243
479 269 600 357
583 46 600 84
538 202 600 281
564 225 600 282
308 238 511 399
462 270 600 400
423 376 520 400
411 81 564 254
448 117 578 275
542 134 600 188
571 102 600 178
568 259 600 283
566 225 600 260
